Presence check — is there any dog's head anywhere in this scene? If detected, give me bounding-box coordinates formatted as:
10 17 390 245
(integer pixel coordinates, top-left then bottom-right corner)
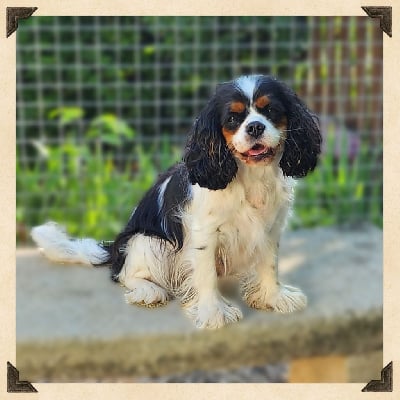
184 75 322 190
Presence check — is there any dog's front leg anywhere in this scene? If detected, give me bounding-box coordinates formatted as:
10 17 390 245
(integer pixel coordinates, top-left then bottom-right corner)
241 209 307 313
184 227 243 329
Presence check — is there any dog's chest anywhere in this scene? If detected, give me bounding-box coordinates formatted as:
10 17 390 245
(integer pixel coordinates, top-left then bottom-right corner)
214 171 292 269
187 168 293 272
225 169 290 226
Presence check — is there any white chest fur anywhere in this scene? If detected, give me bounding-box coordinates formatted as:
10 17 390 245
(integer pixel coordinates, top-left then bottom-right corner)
186 165 295 274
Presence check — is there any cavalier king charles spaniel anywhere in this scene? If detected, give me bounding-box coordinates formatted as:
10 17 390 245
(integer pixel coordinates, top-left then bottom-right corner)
32 75 321 329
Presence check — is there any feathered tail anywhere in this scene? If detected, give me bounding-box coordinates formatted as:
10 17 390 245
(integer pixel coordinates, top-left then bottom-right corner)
31 222 111 266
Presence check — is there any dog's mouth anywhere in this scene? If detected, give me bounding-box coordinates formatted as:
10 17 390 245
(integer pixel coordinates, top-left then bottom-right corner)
240 143 276 160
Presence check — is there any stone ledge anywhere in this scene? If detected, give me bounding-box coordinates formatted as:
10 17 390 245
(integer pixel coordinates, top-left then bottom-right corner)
16 225 383 382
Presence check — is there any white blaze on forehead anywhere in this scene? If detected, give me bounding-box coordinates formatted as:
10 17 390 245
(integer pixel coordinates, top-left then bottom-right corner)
234 75 262 100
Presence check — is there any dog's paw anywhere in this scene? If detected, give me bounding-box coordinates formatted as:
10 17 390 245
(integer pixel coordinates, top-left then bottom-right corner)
186 297 243 329
267 284 307 313
244 284 307 313
124 279 169 307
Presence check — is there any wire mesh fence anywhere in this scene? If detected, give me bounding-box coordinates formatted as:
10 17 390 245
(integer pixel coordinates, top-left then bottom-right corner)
16 16 383 241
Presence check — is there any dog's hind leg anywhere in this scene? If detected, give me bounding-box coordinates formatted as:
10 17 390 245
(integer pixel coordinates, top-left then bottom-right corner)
124 278 169 307
117 235 170 307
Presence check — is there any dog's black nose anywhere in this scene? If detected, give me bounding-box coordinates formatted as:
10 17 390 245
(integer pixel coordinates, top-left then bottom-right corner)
246 121 265 138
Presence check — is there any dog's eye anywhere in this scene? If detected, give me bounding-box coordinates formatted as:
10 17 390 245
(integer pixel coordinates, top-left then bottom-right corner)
226 115 241 127
265 106 282 122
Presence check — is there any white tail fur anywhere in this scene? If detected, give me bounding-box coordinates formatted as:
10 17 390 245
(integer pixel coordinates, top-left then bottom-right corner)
31 222 110 265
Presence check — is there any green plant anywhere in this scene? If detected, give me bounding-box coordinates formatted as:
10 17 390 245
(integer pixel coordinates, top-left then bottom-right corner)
17 108 181 241
292 123 382 229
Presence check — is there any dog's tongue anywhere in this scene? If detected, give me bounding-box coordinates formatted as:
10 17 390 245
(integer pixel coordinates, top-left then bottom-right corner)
246 144 268 156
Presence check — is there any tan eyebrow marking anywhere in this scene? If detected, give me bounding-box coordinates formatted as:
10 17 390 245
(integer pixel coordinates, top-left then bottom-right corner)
254 95 270 109
230 101 246 113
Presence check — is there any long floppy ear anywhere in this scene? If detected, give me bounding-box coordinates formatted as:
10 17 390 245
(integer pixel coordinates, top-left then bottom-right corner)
279 84 322 178
183 95 238 190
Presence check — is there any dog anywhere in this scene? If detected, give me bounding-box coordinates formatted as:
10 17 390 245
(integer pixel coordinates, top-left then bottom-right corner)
31 75 321 329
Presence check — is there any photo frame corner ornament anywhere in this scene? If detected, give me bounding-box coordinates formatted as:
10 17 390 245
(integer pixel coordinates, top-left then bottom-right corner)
361 361 393 392
7 362 38 393
6 6 38 38
361 6 392 37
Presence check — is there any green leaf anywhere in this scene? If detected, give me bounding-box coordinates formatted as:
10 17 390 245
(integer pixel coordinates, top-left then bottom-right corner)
87 113 135 142
143 45 155 56
48 107 84 125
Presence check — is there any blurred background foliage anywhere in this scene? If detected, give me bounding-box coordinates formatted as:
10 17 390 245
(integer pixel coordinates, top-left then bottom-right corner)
16 16 383 242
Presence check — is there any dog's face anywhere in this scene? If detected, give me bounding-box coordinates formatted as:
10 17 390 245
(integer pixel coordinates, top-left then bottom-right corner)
184 75 321 190
219 76 288 166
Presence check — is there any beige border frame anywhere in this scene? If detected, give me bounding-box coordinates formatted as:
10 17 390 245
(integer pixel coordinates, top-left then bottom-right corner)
1 0 398 398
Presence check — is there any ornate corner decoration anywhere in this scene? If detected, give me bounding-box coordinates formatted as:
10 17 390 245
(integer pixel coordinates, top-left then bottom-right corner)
7 362 38 393
362 6 392 37
6 7 38 38
362 361 393 392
